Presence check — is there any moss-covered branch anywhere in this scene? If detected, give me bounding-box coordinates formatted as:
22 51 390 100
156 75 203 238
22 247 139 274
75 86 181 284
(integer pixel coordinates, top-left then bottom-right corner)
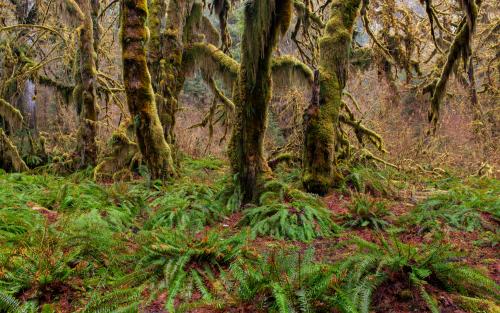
428 0 481 131
0 128 29 172
0 98 24 129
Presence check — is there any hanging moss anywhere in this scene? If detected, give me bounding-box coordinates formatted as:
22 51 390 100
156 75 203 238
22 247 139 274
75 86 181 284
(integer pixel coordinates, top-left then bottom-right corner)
228 0 293 204
210 0 231 51
271 55 313 91
302 0 363 195
121 0 176 179
428 0 482 131
183 42 240 88
0 98 23 129
0 128 29 172
200 16 221 46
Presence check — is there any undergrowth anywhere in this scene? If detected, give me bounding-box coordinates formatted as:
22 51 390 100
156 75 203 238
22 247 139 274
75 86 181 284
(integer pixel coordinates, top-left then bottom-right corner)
403 177 499 232
338 236 499 313
0 160 498 312
238 181 340 241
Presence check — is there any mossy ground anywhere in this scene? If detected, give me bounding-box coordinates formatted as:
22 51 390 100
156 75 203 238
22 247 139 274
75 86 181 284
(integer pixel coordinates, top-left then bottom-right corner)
0 157 498 312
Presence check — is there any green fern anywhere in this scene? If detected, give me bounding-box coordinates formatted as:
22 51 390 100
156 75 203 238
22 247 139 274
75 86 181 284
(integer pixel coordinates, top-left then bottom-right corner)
229 248 351 313
135 228 252 311
338 236 499 313
0 292 22 313
342 194 391 230
239 182 340 241
402 177 499 232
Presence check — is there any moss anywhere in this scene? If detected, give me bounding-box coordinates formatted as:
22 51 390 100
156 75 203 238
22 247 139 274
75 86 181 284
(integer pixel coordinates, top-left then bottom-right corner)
148 0 167 89
0 98 23 129
271 55 313 90
183 42 239 88
228 0 293 204
200 16 220 46
429 1 482 130
0 128 29 172
121 0 175 179
302 0 362 194
74 0 98 169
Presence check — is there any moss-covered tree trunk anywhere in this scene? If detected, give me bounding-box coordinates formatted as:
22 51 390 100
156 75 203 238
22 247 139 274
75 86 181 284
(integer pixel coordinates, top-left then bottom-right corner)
228 0 293 204
148 0 167 91
158 0 195 148
121 0 175 179
302 0 362 194
75 0 98 168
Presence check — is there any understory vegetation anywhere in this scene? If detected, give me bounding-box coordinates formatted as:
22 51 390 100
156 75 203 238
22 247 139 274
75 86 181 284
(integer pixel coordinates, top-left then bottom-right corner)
1 0 498 312
0 157 498 312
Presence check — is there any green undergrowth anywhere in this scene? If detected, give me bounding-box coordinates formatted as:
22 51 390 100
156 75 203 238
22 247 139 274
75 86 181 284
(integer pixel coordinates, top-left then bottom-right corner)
338 235 499 313
239 181 341 241
402 176 500 232
0 160 498 312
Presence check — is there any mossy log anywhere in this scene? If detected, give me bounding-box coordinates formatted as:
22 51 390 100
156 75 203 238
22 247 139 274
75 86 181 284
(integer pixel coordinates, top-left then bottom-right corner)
121 0 175 179
302 0 362 195
228 0 293 204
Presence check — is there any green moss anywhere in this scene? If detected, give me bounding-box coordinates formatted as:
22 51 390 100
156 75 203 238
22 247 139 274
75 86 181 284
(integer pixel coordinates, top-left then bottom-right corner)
228 0 293 204
302 0 362 194
183 42 239 88
121 0 175 179
0 128 29 172
0 98 23 129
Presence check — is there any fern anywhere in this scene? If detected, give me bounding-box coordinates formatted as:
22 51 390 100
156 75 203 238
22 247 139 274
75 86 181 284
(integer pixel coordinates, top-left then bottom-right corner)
0 292 22 313
338 236 499 312
135 228 251 311
402 177 499 232
343 194 391 230
145 183 224 231
230 248 346 313
239 183 340 241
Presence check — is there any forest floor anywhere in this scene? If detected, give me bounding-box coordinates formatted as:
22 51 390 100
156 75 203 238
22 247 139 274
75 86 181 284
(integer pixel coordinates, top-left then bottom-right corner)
0 157 498 313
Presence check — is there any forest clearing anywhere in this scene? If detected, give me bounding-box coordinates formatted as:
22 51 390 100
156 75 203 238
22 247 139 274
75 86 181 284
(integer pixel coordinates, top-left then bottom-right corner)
0 0 499 312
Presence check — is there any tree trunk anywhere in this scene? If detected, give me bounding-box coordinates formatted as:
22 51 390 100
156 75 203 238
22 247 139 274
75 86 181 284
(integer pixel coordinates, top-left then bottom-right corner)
158 0 194 148
121 0 175 179
302 0 362 195
75 0 98 168
228 0 293 204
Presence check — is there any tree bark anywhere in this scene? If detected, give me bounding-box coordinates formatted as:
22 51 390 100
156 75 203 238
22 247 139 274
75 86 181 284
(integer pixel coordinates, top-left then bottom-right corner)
121 0 175 179
302 0 362 194
75 0 98 168
228 0 293 204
